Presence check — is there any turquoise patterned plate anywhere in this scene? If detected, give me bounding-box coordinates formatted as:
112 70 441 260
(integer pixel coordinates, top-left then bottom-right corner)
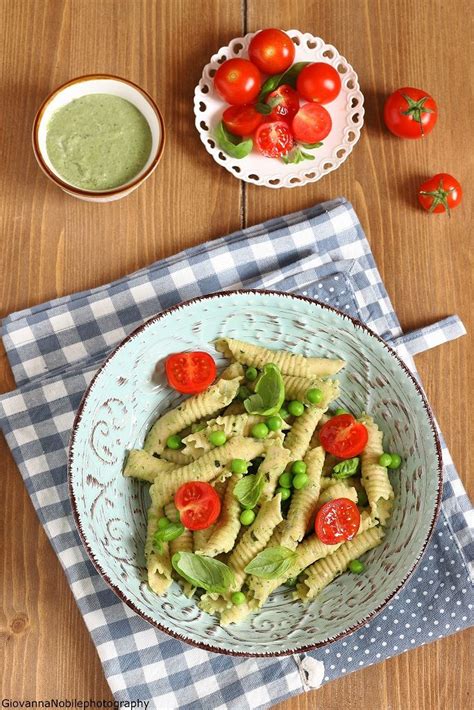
68 291 442 656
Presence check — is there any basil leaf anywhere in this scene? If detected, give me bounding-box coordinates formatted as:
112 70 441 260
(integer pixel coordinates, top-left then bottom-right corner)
215 122 253 159
332 457 360 480
243 363 285 415
258 75 282 100
171 552 235 593
254 102 272 115
258 61 310 101
244 546 297 579
233 472 264 509
281 146 315 165
153 522 184 552
301 141 323 149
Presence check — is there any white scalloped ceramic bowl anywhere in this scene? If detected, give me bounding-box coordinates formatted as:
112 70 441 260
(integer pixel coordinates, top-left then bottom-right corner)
194 30 364 188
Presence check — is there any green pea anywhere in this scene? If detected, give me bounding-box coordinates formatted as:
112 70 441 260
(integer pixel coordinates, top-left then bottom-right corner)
276 486 291 501
279 407 289 420
379 453 393 468
231 458 249 475
288 400 305 417
208 430 227 447
240 509 256 525
251 422 269 439
245 367 258 382
231 591 246 605
266 415 283 431
291 460 307 475
166 434 183 450
157 517 170 530
237 385 251 401
349 559 365 574
284 577 297 587
293 472 309 490
335 407 349 416
307 388 323 404
388 453 402 469
278 472 293 489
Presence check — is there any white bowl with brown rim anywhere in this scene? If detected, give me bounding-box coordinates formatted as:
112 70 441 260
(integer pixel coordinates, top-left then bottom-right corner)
32 74 165 202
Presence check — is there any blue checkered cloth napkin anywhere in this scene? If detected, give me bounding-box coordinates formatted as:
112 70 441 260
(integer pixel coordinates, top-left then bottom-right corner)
1 198 472 709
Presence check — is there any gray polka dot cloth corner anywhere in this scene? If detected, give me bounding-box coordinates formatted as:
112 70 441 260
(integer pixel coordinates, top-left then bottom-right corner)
0 198 472 709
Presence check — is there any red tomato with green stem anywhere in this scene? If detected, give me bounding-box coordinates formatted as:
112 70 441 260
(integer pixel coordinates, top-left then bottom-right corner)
175 482 221 531
265 84 300 123
296 62 342 104
248 28 295 75
255 120 294 158
384 87 438 139
214 58 261 105
165 352 216 394
319 414 368 459
315 498 361 545
418 173 462 215
222 105 264 136
292 103 332 144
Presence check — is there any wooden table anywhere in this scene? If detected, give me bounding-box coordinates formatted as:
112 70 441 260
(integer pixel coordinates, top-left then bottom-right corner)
1 1 472 707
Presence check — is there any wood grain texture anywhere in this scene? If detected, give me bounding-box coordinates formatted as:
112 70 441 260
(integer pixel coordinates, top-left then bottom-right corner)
0 0 472 708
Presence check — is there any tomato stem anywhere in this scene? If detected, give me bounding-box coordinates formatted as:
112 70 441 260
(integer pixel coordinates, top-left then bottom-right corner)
419 178 455 216
401 94 434 136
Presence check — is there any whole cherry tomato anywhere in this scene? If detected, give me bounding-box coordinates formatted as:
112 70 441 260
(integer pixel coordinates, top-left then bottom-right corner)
296 63 342 104
255 120 294 158
214 58 261 105
384 87 438 139
418 173 462 214
248 28 295 75
266 84 300 123
222 105 264 136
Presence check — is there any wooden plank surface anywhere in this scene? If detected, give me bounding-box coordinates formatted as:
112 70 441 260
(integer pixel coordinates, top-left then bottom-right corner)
0 0 472 708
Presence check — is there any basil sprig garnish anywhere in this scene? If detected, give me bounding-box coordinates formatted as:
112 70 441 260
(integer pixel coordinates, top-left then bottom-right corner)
244 546 297 579
332 457 360 480
215 121 253 159
171 552 235 593
153 522 184 552
233 472 264 509
244 363 285 416
281 146 317 165
258 61 310 101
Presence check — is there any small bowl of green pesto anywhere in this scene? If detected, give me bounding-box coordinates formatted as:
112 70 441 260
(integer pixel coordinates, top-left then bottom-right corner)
33 75 165 202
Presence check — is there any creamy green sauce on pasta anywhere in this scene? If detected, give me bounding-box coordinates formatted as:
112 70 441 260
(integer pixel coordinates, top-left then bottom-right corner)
46 94 152 190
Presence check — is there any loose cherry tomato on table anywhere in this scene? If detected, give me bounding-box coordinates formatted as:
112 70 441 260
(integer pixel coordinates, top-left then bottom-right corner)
165 352 216 394
296 62 342 104
248 28 295 75
291 103 332 143
214 58 261 105
418 173 462 215
319 414 369 459
315 498 361 544
175 481 221 531
266 84 300 123
222 105 264 136
384 87 438 139
255 120 294 158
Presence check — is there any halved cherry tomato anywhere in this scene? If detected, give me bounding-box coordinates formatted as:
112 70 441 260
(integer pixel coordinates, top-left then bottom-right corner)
248 28 295 75
319 414 368 459
165 352 216 394
175 482 221 531
255 120 294 158
315 498 361 544
418 173 462 215
266 84 300 123
222 105 264 136
214 58 261 105
384 87 438 139
296 63 342 104
292 103 332 143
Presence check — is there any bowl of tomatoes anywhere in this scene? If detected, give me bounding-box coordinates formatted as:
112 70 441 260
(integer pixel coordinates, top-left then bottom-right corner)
194 28 364 188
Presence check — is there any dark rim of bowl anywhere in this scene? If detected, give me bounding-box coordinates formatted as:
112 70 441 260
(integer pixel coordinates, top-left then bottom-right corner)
32 74 165 197
68 289 443 657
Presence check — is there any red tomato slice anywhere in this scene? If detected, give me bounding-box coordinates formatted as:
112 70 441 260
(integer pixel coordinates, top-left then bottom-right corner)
266 84 300 123
291 103 332 143
165 352 216 394
315 498 361 544
319 414 368 459
255 120 294 158
175 482 221 531
222 105 264 137
248 28 295 75
296 63 342 104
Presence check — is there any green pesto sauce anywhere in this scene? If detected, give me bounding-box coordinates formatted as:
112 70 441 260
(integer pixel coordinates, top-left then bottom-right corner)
46 94 152 190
